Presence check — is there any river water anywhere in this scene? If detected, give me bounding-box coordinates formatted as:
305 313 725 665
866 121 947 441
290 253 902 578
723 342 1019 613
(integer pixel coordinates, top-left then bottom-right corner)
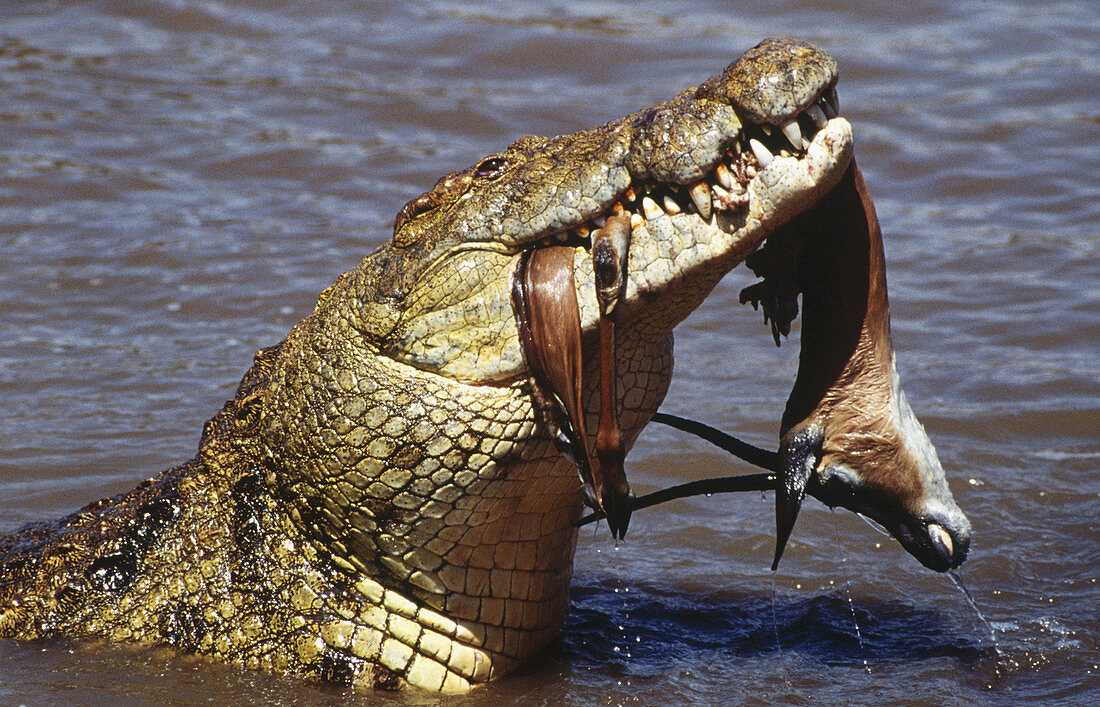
1 1 1096 704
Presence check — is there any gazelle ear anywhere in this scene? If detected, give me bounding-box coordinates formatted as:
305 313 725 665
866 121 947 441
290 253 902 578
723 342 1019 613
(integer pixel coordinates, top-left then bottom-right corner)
772 423 823 571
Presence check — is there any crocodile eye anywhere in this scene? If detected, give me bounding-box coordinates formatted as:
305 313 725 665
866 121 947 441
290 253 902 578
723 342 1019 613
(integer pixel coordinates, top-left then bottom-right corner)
475 156 508 178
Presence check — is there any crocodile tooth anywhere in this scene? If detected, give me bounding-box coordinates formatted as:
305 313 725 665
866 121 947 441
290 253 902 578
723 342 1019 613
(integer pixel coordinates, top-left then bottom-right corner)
749 139 774 168
642 196 663 220
689 182 712 220
662 195 682 215
575 224 590 237
821 95 837 119
630 213 645 230
745 164 758 179
624 187 636 202
781 119 803 150
827 87 840 114
592 214 607 228
807 102 828 130
760 124 772 137
715 162 733 190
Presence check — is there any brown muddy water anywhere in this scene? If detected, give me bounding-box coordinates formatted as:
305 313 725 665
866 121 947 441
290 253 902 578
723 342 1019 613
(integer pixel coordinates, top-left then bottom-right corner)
1 1 1097 704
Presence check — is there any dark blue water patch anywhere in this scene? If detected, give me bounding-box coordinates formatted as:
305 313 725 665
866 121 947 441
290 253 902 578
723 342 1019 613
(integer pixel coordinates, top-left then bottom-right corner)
558 579 987 676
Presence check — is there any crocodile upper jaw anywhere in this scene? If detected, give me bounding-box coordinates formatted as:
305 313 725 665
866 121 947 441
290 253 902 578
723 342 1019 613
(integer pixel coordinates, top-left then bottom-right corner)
384 39 854 385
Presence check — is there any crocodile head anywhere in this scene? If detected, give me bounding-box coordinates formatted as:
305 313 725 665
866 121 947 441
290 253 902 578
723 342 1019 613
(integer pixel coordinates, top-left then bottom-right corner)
367 38 849 519
354 36 849 492
363 38 850 370
259 39 853 689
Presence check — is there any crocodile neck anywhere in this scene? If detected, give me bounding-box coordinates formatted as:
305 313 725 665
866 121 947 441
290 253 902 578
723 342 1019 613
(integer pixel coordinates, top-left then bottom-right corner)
1 39 858 692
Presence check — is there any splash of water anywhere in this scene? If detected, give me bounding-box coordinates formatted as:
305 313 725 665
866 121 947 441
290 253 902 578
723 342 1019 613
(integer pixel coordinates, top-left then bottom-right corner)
769 572 793 689
948 569 1007 678
598 544 636 694
832 510 870 673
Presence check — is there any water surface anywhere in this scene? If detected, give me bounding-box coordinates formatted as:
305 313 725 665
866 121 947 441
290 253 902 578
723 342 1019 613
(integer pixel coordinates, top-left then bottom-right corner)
1 1 1097 704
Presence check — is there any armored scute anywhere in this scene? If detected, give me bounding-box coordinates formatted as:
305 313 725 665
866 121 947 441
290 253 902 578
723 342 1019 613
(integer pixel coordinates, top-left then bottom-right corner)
1 39 967 692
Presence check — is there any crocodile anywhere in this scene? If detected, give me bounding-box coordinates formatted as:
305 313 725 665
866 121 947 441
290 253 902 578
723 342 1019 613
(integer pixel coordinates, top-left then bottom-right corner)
0 39 966 692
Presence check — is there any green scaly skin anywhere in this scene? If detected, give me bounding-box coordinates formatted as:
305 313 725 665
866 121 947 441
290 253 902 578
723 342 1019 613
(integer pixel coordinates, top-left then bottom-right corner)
0 39 852 691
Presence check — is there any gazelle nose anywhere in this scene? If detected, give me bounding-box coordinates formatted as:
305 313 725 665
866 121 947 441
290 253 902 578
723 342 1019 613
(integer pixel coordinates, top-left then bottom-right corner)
926 519 970 571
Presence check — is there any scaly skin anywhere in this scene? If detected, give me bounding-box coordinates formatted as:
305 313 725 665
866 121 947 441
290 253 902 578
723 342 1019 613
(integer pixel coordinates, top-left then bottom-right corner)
0 39 852 691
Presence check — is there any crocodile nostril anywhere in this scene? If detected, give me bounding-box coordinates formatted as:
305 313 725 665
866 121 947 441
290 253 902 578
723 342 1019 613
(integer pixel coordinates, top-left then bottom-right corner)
720 38 838 126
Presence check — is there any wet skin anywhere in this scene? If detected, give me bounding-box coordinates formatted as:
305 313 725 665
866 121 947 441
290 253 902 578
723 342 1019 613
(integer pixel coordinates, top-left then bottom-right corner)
0 39 965 692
